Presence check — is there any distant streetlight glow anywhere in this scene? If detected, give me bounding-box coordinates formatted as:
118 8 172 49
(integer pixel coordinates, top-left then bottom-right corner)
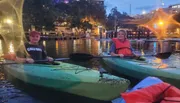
162 2 164 6
142 10 146 15
64 0 69 3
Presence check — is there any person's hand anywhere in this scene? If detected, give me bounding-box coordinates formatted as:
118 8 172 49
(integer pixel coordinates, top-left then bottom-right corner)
47 57 54 62
25 58 34 63
118 54 124 58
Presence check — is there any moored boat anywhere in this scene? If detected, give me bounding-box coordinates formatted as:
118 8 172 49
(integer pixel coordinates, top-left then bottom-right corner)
3 60 130 101
101 52 180 88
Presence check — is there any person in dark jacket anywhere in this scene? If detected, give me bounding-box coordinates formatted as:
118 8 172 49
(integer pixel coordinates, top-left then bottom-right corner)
16 31 53 63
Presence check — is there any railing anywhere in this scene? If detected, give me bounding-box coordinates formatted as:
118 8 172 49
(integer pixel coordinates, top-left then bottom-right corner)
105 31 156 39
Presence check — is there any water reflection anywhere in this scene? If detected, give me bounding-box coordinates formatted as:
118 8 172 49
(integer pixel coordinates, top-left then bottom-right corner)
55 41 59 55
42 39 105 58
0 40 3 56
8 42 14 54
175 42 180 52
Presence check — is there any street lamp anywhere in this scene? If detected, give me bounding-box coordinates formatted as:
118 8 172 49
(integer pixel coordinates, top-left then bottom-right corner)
114 15 118 37
158 21 164 26
159 21 163 25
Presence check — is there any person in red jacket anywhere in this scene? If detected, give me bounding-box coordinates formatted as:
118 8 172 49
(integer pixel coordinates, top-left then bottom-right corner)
110 30 135 58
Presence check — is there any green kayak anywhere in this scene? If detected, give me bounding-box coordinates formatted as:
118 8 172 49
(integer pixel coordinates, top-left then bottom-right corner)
101 52 180 88
3 60 130 101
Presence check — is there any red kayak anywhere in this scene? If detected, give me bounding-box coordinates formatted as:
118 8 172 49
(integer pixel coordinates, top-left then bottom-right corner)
121 82 180 103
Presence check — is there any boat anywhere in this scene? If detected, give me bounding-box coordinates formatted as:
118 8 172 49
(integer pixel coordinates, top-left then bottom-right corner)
101 52 180 88
3 60 130 101
112 76 163 103
113 76 180 103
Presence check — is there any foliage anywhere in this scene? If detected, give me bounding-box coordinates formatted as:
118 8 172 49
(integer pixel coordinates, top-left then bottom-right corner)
106 7 133 30
23 0 106 32
23 0 59 31
69 0 106 31
173 12 180 23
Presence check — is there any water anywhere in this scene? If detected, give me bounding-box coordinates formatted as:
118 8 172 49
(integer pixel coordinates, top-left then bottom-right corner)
0 38 180 103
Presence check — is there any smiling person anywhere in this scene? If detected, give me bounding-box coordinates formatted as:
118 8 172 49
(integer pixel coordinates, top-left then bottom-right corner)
110 30 137 58
16 31 53 63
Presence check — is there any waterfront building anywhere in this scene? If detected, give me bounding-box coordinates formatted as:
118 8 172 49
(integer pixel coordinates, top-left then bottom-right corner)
168 3 180 14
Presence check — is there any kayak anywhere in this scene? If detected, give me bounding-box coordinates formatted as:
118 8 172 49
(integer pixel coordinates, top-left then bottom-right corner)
101 52 180 88
112 76 163 103
3 60 130 101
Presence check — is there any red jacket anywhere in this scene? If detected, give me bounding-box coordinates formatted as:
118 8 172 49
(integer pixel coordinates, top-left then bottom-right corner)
112 38 132 56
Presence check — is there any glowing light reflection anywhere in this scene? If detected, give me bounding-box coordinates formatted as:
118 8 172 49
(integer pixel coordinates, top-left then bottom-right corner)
0 40 3 56
9 42 14 53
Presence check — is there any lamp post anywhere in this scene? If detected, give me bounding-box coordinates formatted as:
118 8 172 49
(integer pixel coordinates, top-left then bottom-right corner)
160 0 164 7
114 15 118 37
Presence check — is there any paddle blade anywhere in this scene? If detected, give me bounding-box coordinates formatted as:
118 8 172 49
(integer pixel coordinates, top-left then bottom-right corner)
155 52 172 59
69 53 94 62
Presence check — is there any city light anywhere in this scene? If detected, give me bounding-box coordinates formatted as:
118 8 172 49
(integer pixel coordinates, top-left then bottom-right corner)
162 2 164 6
158 21 164 25
4 18 13 24
64 0 69 3
142 10 146 15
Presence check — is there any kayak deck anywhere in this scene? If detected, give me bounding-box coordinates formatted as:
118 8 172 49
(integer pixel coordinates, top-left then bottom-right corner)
102 52 180 88
3 60 130 101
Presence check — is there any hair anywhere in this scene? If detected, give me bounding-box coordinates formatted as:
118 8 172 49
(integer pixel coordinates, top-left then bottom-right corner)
117 30 127 39
29 31 41 36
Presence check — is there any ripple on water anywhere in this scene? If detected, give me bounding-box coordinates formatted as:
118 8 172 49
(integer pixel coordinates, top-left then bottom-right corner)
0 73 43 103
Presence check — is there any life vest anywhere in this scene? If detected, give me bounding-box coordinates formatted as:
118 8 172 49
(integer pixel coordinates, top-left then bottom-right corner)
2 53 16 61
112 38 132 56
121 82 180 103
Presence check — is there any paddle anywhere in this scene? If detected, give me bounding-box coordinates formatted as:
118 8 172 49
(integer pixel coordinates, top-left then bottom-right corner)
1 52 172 64
0 58 70 65
69 52 172 62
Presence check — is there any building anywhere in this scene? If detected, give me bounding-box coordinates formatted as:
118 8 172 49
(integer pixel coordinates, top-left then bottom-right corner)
168 4 180 14
132 3 180 20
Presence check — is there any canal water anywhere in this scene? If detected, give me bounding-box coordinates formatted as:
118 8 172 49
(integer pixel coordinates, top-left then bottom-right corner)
0 38 180 103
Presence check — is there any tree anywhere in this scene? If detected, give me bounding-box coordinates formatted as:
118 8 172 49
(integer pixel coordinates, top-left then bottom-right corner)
106 7 133 30
23 0 106 32
69 0 106 31
174 12 180 23
23 0 59 31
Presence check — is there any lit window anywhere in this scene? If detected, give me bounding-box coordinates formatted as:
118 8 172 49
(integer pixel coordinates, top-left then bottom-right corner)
64 0 69 3
178 5 180 8
172 5 178 8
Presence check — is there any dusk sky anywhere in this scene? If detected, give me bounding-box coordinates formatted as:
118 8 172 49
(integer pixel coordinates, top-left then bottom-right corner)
105 0 180 15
